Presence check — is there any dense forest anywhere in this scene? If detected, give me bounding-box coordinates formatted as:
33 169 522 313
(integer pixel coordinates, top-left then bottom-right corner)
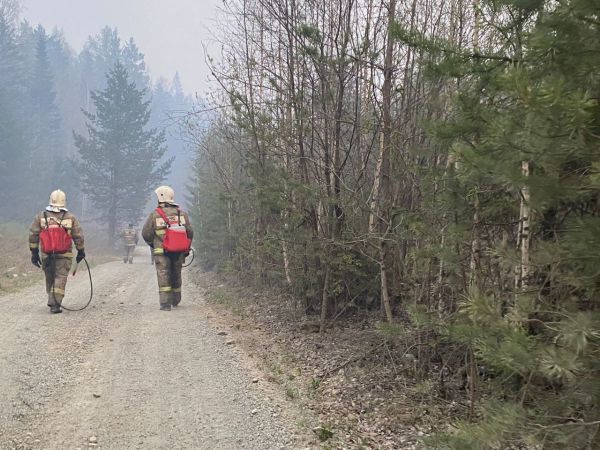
2 0 600 447
0 0 193 226
189 0 600 447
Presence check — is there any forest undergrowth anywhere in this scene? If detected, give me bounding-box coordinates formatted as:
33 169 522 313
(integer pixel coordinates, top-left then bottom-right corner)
188 0 600 447
195 269 482 450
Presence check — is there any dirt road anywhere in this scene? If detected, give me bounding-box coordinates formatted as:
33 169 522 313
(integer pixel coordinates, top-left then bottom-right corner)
0 248 300 450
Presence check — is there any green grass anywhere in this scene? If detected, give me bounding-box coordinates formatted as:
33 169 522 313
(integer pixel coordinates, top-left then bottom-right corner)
310 377 322 390
314 425 334 442
285 386 299 399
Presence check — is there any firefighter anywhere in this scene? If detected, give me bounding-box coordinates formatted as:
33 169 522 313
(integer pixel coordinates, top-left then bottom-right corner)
120 223 138 263
29 190 85 314
142 186 193 310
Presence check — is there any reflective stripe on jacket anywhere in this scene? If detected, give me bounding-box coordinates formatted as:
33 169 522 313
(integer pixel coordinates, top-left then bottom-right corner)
142 204 193 254
29 210 85 258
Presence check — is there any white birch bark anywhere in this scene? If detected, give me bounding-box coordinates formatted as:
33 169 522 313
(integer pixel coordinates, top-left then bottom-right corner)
516 161 531 289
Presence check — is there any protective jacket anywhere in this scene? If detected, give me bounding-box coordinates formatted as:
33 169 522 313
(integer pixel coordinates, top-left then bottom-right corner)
143 203 193 308
29 210 85 259
29 209 85 307
142 204 193 255
121 228 139 246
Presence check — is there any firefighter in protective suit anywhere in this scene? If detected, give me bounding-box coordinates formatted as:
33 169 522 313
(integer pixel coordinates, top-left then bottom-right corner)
120 223 138 263
142 186 193 310
29 190 85 314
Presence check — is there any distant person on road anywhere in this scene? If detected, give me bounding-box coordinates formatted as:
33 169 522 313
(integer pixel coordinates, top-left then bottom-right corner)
120 223 138 264
142 186 193 311
28 190 86 314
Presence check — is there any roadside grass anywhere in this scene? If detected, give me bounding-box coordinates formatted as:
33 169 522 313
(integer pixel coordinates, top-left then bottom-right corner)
200 276 341 446
0 222 119 293
196 270 455 449
0 223 43 293
205 284 246 318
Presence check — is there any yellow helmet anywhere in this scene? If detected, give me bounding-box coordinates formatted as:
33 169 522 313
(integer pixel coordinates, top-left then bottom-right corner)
49 189 66 208
154 185 177 205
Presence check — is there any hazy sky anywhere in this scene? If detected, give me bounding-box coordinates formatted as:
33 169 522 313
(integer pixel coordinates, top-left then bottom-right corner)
21 0 221 95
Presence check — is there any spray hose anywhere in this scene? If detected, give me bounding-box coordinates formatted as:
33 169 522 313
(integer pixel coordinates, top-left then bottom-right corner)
44 247 194 311
46 255 93 312
182 248 195 268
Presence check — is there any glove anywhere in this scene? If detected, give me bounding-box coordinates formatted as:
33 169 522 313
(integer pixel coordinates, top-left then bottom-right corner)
31 249 41 268
76 249 86 263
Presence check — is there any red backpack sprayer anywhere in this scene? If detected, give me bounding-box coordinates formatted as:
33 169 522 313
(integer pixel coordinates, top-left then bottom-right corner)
39 211 93 311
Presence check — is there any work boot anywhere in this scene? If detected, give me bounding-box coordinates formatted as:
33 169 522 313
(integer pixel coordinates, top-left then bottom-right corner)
159 303 172 311
50 304 62 314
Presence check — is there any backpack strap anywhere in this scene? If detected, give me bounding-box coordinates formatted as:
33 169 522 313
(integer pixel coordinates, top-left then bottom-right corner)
43 210 67 229
155 207 177 227
58 210 66 227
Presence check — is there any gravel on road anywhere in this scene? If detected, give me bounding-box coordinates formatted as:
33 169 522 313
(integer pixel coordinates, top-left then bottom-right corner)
0 248 304 450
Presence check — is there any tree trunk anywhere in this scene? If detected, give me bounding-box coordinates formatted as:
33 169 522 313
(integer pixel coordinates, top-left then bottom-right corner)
377 0 397 323
380 239 393 323
516 161 531 290
469 191 481 287
319 265 331 333
109 166 117 242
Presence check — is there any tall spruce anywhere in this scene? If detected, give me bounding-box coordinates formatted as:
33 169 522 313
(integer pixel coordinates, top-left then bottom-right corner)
0 5 30 219
74 62 172 240
149 75 194 203
121 37 148 89
78 27 121 95
28 25 62 195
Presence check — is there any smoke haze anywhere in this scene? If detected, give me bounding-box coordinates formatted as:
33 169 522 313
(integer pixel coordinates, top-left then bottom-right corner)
21 0 220 95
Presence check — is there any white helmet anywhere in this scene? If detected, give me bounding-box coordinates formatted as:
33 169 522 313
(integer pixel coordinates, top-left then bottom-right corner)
154 185 177 205
49 189 66 208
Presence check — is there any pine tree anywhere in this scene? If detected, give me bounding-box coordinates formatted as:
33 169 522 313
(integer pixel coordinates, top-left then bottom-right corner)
412 0 600 448
0 0 21 26
79 26 121 94
0 7 30 219
74 62 172 240
149 75 194 204
46 28 83 156
121 37 148 89
79 28 151 98
171 72 185 105
29 25 62 182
